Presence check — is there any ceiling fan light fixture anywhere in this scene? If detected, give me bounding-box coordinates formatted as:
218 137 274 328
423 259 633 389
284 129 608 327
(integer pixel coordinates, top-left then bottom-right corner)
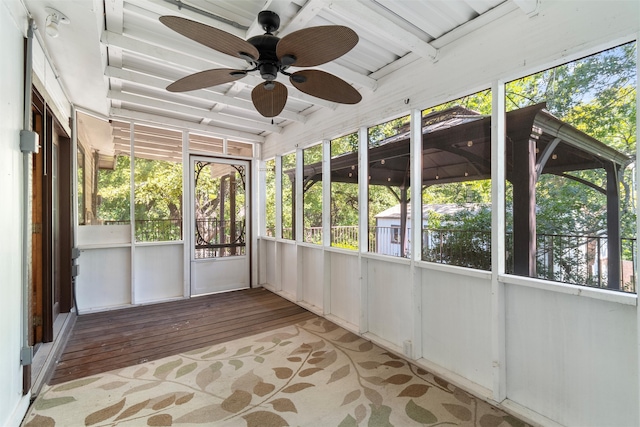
259 63 278 81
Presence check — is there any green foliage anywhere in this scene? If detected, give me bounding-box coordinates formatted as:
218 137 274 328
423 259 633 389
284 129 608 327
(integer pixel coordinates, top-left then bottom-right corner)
331 132 358 156
265 159 276 236
368 115 410 147
303 145 323 239
423 89 493 116
330 133 360 248
281 152 296 239
422 207 493 270
97 155 131 222
134 157 183 221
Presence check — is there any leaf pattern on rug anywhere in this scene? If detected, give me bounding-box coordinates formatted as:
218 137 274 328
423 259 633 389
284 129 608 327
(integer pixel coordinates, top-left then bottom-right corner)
22 317 532 427
85 397 126 425
113 399 150 421
52 377 101 392
33 396 76 411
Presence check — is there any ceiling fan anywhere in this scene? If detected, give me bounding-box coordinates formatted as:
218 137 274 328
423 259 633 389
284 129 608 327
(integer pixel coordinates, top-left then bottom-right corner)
160 10 362 118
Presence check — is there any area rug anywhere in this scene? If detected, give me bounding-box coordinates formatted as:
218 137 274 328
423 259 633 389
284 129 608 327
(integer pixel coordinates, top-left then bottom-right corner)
23 317 527 426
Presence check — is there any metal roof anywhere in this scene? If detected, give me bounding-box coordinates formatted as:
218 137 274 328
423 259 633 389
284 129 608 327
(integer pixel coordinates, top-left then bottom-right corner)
298 103 631 188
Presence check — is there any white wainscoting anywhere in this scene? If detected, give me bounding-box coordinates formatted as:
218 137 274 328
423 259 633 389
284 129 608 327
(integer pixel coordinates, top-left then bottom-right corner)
300 245 324 310
134 244 184 304
420 266 493 391
504 282 638 427
329 249 360 328
279 241 298 297
76 247 131 312
365 255 413 351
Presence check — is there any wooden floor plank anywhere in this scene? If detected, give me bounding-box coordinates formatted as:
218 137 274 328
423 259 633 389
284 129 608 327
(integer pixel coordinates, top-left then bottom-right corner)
48 288 316 385
65 298 298 344
59 306 309 362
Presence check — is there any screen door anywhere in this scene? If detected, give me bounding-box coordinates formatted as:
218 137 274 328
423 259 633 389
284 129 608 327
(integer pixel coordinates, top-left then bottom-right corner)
190 156 249 295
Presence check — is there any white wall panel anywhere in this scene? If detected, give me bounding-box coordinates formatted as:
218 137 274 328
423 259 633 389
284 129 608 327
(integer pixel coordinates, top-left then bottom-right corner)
258 238 267 284
32 38 71 130
0 1 30 425
78 225 130 246
505 284 639 427
366 258 413 349
76 248 131 312
300 246 323 309
279 242 297 297
421 268 493 390
134 244 184 303
264 239 277 286
329 251 360 327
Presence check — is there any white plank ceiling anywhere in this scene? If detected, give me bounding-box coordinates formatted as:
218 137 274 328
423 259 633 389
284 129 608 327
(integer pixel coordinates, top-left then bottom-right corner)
25 0 536 144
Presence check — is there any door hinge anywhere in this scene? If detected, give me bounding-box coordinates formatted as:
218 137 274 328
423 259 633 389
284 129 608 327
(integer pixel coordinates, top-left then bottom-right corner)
33 223 42 234
33 315 43 327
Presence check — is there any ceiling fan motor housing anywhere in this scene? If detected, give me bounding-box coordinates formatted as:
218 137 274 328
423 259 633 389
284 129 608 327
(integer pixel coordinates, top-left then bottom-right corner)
247 34 281 81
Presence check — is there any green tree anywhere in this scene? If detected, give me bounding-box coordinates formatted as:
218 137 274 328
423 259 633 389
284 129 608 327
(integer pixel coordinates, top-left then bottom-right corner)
97 155 131 222
303 144 323 243
265 159 276 236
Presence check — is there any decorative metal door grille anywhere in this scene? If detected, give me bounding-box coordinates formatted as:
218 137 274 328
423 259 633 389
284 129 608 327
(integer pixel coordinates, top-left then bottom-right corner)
194 160 246 259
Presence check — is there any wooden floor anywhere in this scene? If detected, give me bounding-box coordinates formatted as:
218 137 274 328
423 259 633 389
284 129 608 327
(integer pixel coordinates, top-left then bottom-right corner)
49 288 316 385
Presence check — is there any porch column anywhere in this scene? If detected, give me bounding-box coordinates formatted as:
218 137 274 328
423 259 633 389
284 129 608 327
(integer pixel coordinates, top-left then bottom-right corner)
399 187 408 257
605 161 621 289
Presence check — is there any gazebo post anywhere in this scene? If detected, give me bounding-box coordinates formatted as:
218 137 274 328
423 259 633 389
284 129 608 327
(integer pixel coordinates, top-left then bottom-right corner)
511 136 537 278
605 161 621 289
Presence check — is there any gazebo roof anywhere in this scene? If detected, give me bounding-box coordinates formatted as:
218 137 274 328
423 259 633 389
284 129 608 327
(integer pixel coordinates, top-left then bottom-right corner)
298 103 630 189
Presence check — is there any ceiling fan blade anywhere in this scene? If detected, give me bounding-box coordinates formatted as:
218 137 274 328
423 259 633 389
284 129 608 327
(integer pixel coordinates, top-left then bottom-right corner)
251 81 288 118
160 16 259 61
290 70 361 104
276 26 358 67
167 69 246 92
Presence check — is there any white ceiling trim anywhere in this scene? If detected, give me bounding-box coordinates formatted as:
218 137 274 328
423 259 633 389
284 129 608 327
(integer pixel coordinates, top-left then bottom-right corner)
105 66 306 123
124 0 247 37
512 0 539 16
274 0 329 37
110 107 266 143
108 90 283 134
429 1 519 49
328 1 439 62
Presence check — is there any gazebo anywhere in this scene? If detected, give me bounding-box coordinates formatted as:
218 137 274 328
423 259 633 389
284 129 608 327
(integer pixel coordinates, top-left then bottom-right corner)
294 103 631 289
